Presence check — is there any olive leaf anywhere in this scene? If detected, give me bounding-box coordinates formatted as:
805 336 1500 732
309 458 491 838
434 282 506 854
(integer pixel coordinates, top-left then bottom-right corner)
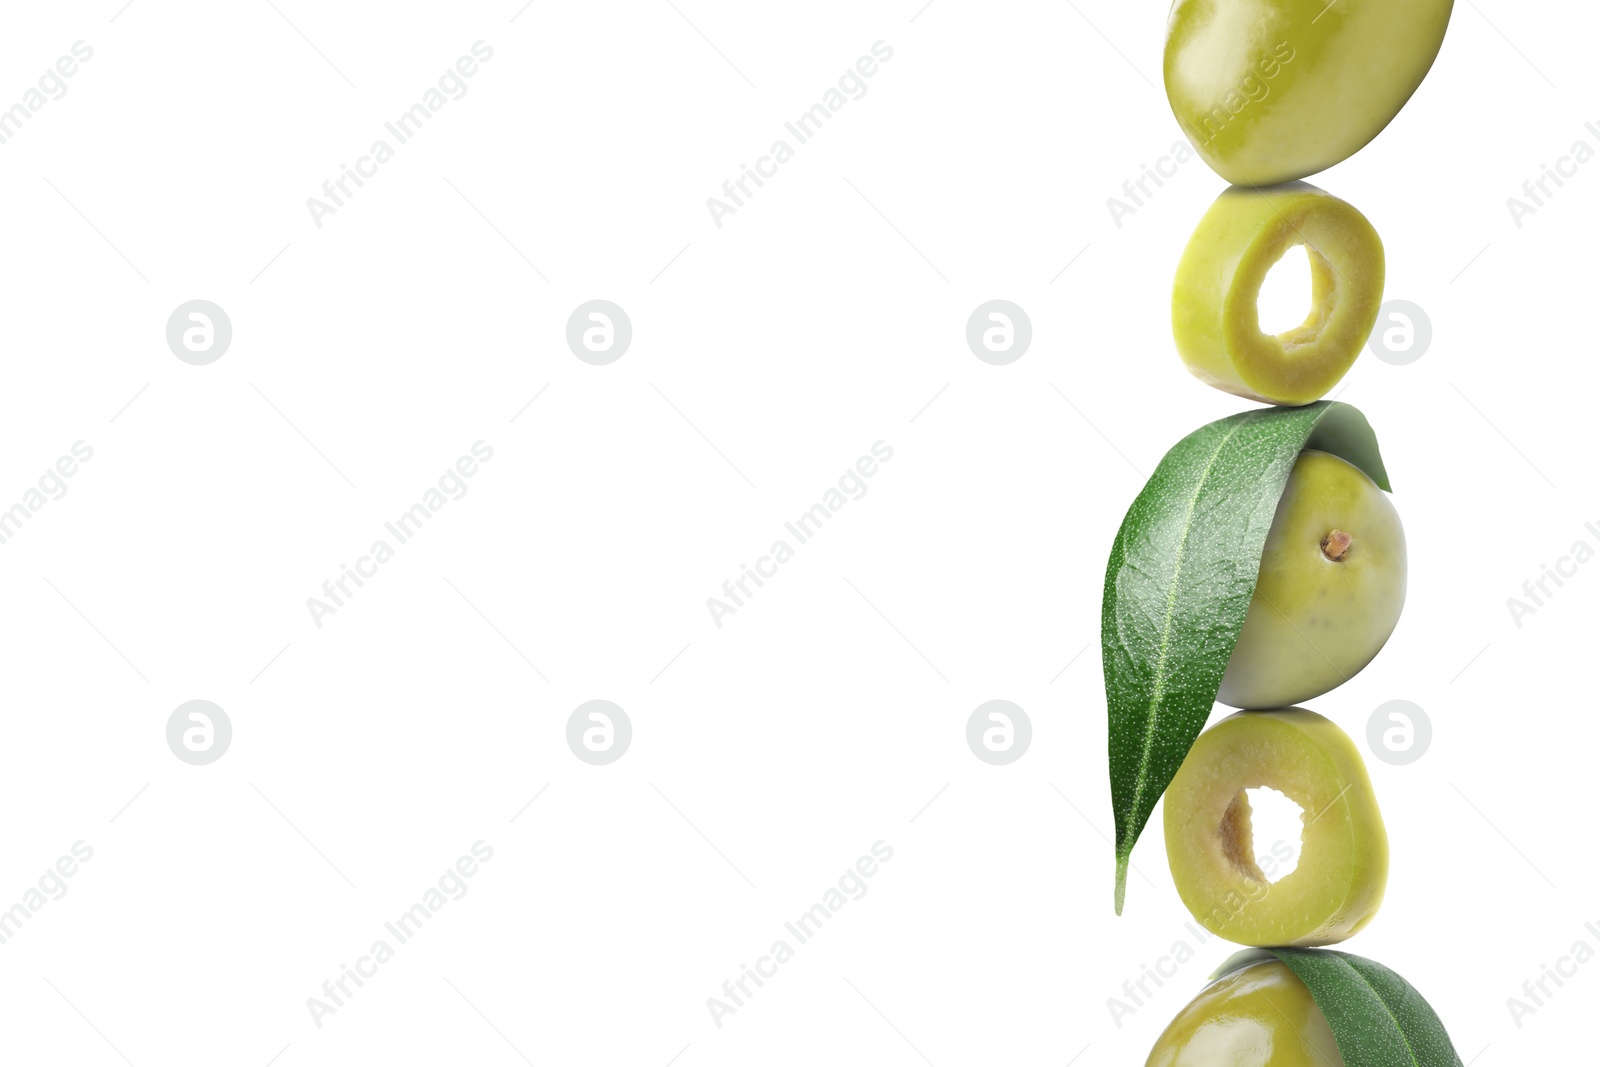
1273 948 1464 1067
1103 401 1390 913
1205 947 1464 1066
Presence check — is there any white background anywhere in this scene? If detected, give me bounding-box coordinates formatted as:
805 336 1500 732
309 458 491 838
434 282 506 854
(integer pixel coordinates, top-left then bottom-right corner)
0 1 1594 1064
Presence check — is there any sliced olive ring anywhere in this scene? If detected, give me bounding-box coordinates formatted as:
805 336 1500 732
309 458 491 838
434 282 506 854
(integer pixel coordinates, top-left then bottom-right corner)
1173 184 1385 407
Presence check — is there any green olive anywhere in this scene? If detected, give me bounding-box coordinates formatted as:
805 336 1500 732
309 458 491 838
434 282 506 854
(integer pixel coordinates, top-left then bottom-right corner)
1164 708 1388 947
1146 959 1345 1066
1218 449 1406 710
1173 184 1384 407
1164 0 1454 186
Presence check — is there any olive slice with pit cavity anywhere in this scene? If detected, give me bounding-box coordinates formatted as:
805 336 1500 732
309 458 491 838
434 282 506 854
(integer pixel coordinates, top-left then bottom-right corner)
1173 183 1384 407
1163 708 1388 947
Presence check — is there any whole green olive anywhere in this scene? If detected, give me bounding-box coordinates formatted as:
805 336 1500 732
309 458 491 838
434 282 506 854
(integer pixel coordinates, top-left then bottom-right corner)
1147 959 1344 1066
1218 449 1406 710
1164 0 1453 186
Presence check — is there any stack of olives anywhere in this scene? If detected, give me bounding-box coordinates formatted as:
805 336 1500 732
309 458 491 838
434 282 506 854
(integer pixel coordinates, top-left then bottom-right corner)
1142 2 1453 1063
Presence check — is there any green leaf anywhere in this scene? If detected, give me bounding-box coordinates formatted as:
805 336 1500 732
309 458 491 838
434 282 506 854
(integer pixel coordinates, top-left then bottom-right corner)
1102 401 1390 912
1271 948 1464 1067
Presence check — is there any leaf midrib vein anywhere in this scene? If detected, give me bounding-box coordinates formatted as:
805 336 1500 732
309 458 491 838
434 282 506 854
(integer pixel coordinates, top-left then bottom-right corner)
1122 413 1259 848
